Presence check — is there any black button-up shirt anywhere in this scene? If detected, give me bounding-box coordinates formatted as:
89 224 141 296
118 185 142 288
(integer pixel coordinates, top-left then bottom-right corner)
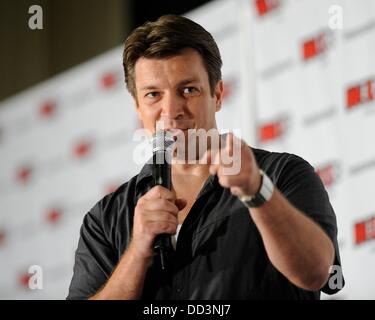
67 148 343 300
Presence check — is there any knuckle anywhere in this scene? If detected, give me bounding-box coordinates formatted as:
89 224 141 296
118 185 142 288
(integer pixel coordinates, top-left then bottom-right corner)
162 212 177 223
146 185 163 199
135 202 146 215
160 199 169 207
160 224 170 233
162 199 176 210
154 185 165 195
137 196 146 206
154 186 163 194
134 213 146 227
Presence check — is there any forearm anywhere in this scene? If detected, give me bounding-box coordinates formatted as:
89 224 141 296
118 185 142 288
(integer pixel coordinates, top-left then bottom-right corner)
250 188 335 291
89 245 151 300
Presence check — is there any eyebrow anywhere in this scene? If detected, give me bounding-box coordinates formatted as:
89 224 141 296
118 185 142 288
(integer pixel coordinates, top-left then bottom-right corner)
179 77 201 86
139 77 201 91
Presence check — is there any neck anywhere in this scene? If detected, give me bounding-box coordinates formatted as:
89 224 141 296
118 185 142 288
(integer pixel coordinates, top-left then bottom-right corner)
172 162 210 178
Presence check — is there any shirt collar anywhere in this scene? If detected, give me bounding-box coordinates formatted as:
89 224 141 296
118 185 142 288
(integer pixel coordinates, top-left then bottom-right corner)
135 133 228 195
134 159 220 198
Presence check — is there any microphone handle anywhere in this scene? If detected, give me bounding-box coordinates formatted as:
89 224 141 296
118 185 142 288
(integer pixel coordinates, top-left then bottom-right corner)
152 151 172 270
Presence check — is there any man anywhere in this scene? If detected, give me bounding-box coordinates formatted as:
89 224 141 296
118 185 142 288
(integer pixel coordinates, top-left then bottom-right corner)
67 15 343 300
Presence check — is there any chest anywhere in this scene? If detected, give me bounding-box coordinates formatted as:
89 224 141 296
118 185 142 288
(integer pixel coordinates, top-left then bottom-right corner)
174 187 201 224
143 199 264 299
172 177 206 224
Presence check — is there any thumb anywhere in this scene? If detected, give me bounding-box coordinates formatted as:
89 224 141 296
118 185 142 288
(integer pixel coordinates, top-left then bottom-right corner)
175 198 187 211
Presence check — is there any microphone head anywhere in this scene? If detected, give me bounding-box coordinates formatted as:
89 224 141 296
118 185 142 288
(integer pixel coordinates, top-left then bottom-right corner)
151 130 175 154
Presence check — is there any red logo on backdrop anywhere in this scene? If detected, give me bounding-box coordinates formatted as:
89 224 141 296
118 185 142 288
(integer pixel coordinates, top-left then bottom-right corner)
315 162 340 188
105 183 119 195
16 166 32 183
355 216 375 245
19 272 31 289
255 0 279 16
258 118 287 143
302 32 328 60
101 72 118 89
346 78 374 109
222 83 232 101
45 208 62 225
73 140 92 158
222 78 236 101
39 100 56 118
0 230 5 246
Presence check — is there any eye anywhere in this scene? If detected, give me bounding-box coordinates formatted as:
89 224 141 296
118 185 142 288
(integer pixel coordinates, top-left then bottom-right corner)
145 92 160 98
182 87 199 95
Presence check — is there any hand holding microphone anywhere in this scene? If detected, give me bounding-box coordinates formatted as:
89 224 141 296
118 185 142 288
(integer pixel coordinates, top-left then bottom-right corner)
130 130 186 270
131 185 186 261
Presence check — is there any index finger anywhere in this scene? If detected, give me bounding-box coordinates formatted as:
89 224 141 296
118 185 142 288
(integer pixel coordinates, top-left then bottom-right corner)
143 185 176 201
226 132 234 157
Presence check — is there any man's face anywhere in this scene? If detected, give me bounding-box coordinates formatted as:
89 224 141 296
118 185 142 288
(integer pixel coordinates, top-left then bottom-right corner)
133 48 223 136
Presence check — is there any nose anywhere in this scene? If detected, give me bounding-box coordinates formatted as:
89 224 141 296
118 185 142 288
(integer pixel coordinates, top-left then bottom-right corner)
160 92 185 120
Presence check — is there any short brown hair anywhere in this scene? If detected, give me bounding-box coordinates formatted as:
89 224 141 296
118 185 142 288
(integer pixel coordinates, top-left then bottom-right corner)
123 15 222 97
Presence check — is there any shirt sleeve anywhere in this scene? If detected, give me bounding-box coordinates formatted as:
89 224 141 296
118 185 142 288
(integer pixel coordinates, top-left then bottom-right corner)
66 202 118 300
269 154 344 295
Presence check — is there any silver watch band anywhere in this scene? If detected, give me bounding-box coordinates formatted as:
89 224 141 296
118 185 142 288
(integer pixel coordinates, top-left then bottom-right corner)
239 170 274 208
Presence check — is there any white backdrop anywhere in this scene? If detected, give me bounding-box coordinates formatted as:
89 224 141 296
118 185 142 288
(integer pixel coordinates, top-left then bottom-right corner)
0 0 374 299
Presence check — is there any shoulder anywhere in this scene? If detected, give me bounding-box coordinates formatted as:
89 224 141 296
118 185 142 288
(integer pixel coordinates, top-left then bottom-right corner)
83 174 141 245
252 147 311 166
251 147 327 200
252 147 315 182
91 175 138 214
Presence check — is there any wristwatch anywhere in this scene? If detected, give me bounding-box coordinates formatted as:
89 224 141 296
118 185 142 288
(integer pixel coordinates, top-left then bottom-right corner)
239 170 274 208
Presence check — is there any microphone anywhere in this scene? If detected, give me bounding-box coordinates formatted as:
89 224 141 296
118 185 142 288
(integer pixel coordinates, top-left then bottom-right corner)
151 130 175 270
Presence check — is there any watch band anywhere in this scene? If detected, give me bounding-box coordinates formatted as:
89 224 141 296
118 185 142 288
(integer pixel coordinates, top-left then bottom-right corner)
239 170 274 208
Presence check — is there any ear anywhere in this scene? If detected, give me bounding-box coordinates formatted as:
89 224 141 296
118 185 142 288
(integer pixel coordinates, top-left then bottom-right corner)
214 80 224 112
